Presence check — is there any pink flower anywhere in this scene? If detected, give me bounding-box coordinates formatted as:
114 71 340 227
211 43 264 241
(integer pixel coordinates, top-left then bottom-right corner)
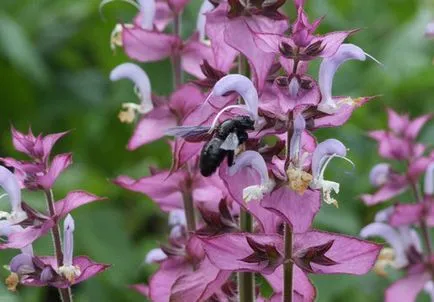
369 109 432 161
199 230 380 299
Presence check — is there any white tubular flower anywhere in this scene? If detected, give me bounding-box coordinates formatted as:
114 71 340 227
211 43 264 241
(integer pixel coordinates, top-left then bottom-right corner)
0 221 33 256
426 22 434 38
58 215 81 283
197 0 214 43
145 248 167 264
110 63 153 123
318 43 381 114
361 222 422 274
424 162 434 196
0 166 26 224
209 75 259 130
309 139 353 207
228 151 275 203
369 163 391 187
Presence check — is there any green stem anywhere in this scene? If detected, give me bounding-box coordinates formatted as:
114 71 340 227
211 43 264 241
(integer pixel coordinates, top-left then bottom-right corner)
182 181 196 233
283 223 293 302
239 208 254 302
410 182 433 256
172 13 183 89
44 190 73 302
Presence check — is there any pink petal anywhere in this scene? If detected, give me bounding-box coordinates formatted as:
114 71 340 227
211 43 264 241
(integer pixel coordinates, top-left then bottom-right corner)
128 106 177 150
122 26 180 62
113 170 187 212
387 108 409 135
54 191 105 217
385 272 431 302
313 96 375 129
38 153 72 189
219 163 282 234
294 230 381 275
312 30 356 57
148 258 192 301
181 34 215 79
2 220 55 249
405 114 432 140
261 187 321 234
11 127 36 157
169 84 205 118
205 5 238 72
224 16 285 91
361 175 408 206
390 202 434 227
25 256 110 288
200 233 283 273
41 131 69 162
264 266 316 302
130 284 149 297
167 0 189 14
170 257 231 302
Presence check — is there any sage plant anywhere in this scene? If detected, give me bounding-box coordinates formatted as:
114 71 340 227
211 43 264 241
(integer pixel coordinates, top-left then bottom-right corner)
0 128 109 301
107 0 383 301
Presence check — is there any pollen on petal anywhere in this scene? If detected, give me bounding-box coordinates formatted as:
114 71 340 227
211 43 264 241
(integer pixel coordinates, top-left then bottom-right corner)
5 272 19 292
286 164 312 195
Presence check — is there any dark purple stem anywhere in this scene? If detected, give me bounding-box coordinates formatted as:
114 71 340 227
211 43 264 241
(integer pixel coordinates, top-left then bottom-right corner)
410 182 433 256
44 189 73 302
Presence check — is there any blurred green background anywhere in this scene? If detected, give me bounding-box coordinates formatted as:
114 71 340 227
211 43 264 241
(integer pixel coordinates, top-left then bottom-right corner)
0 0 433 301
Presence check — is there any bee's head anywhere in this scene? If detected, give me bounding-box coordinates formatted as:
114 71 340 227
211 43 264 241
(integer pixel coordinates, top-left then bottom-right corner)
235 115 255 130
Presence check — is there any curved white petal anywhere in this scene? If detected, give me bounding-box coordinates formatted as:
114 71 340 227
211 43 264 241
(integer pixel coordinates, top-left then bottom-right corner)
311 139 347 180
374 206 394 223
196 0 214 42
110 63 153 113
145 248 167 264
424 162 434 195
228 151 269 184
289 113 306 162
63 214 75 267
360 222 408 268
213 74 258 120
0 166 22 216
369 163 391 187
318 44 367 114
138 0 156 30
168 209 186 227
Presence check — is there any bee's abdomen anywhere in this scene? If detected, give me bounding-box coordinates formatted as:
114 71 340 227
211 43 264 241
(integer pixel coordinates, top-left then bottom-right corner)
200 139 226 177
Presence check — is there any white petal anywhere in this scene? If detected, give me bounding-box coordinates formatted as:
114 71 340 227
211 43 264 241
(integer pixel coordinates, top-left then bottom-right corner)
424 162 434 196
138 0 156 30
110 63 153 114
196 0 214 42
145 248 167 264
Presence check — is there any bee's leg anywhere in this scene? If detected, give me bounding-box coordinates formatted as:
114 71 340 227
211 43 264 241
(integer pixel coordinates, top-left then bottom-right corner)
227 151 235 166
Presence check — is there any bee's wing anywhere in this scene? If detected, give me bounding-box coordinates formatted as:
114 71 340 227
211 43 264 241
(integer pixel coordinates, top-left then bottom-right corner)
166 126 212 142
220 132 239 151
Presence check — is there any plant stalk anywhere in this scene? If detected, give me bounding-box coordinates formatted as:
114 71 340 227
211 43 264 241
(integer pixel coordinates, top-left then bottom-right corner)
410 182 433 256
283 223 293 302
239 208 255 302
172 13 183 89
44 189 73 302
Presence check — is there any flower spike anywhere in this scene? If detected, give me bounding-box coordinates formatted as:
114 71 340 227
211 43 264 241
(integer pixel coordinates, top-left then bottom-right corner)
58 214 81 283
424 162 434 196
110 63 153 123
228 151 275 202
317 43 380 114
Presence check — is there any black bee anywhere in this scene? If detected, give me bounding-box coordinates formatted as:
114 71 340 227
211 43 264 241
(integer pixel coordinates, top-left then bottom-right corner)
166 116 255 177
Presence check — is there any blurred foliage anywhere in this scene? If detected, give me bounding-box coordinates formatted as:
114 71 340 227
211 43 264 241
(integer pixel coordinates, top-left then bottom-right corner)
0 0 433 301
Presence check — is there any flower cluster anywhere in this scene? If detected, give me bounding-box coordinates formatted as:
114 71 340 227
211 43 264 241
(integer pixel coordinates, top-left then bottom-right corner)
0 128 109 300
107 0 383 301
360 109 434 302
